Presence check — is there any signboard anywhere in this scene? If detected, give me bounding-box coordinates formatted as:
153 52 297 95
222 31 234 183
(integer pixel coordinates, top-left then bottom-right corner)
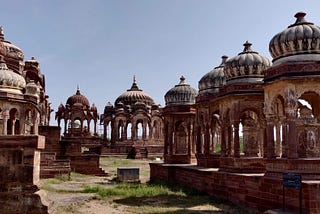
283 173 301 189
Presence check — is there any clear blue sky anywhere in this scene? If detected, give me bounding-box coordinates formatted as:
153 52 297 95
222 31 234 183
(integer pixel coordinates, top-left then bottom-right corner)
1 0 320 125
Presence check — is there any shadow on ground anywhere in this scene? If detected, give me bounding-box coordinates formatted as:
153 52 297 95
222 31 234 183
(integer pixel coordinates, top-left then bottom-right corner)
114 194 259 214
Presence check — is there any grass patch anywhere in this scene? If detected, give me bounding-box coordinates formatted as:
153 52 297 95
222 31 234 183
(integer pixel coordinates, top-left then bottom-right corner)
100 157 136 167
81 182 182 198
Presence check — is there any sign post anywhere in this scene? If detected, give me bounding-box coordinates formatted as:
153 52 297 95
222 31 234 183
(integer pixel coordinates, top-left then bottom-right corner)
282 173 302 214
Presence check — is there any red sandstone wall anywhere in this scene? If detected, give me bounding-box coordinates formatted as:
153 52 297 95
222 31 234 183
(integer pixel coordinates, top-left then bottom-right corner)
150 163 320 213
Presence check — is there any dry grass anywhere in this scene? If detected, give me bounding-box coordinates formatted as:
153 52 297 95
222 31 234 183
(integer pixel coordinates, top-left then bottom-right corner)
40 157 261 214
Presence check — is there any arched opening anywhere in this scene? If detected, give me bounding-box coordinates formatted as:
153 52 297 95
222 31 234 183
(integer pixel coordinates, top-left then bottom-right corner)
118 120 125 141
106 121 112 142
7 108 19 135
153 120 158 139
83 119 89 135
297 91 320 158
174 121 187 154
240 110 260 157
127 122 132 140
136 120 143 140
146 122 150 139
210 113 221 153
25 109 33 135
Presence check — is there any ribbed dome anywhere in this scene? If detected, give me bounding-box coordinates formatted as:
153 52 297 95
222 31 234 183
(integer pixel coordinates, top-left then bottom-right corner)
269 12 320 65
165 76 198 106
0 56 26 94
198 55 227 95
225 41 271 84
115 77 154 107
0 26 24 72
66 88 90 107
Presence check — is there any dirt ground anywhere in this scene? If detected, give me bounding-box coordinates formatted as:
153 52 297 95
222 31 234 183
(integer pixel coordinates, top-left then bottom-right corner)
39 157 259 214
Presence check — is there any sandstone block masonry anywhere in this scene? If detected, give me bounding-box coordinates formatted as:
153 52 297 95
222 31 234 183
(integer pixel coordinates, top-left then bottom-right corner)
0 136 48 214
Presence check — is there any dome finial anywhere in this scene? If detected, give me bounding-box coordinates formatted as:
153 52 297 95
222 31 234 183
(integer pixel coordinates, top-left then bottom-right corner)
129 76 140 91
76 85 80 95
243 41 253 52
179 76 186 84
294 12 307 24
0 26 4 41
221 55 228 65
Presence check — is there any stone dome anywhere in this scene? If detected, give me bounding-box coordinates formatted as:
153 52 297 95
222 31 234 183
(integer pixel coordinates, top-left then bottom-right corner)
25 80 40 97
66 88 90 107
0 56 26 94
198 55 227 95
115 78 154 107
0 26 24 72
165 76 198 106
225 41 271 84
269 12 320 65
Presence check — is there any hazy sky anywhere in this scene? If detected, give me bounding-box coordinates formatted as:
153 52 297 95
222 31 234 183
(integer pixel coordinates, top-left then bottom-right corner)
1 0 320 126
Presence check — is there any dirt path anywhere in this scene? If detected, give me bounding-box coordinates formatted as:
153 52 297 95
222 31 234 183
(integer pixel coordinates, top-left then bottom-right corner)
39 158 259 214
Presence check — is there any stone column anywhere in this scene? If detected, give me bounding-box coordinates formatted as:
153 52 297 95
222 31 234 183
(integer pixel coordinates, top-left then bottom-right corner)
196 126 202 154
227 125 232 156
221 125 226 156
234 122 240 158
287 118 297 158
87 120 91 133
168 124 173 155
187 124 191 155
34 113 40 135
94 120 97 136
11 119 15 135
142 122 147 140
63 119 67 135
275 121 281 157
266 116 275 159
2 113 8 135
281 120 288 158
103 123 107 141
163 123 168 155
204 124 210 155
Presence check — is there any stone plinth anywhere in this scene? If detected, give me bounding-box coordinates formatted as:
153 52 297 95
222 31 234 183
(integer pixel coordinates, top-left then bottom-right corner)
117 167 140 182
0 135 48 214
265 159 320 180
150 162 320 213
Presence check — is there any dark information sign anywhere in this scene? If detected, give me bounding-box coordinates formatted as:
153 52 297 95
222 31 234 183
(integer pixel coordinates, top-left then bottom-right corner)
283 173 301 189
